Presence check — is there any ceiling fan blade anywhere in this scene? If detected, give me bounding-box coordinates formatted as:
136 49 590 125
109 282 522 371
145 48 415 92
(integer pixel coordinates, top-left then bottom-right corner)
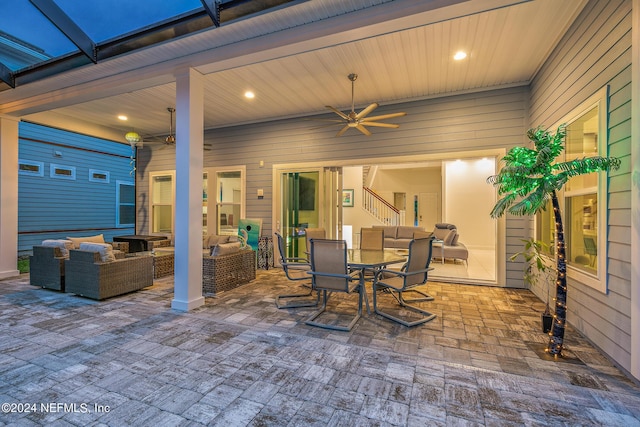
361 112 407 121
355 102 379 120
325 106 349 120
355 124 372 136
336 125 350 137
359 122 400 128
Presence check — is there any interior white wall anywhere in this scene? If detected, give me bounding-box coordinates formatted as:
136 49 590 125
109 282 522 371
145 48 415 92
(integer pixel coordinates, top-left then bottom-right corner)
444 158 496 250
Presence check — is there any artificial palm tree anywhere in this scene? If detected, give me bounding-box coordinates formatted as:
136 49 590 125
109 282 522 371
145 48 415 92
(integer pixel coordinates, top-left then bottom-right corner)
487 125 620 356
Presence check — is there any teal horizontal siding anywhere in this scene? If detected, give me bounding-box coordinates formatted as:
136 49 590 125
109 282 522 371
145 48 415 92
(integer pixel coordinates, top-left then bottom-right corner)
18 122 135 253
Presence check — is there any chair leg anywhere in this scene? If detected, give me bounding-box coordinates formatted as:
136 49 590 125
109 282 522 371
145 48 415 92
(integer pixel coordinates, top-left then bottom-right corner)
305 287 363 331
275 285 320 309
373 283 436 327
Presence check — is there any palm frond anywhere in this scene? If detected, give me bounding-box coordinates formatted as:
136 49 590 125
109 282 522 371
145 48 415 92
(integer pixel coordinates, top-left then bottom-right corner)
555 156 621 177
507 187 550 216
490 192 518 218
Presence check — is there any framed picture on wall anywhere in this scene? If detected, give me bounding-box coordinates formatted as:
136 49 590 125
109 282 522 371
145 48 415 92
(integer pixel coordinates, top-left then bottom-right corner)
342 189 354 207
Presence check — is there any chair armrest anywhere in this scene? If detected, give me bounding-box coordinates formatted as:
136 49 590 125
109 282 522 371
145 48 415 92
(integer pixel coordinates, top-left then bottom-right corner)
309 270 362 281
375 266 433 280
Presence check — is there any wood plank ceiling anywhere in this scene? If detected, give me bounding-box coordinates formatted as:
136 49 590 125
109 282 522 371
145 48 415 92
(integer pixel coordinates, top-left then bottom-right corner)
1 0 587 142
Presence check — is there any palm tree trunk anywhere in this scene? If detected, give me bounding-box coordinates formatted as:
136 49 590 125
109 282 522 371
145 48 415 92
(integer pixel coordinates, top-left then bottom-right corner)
547 190 567 355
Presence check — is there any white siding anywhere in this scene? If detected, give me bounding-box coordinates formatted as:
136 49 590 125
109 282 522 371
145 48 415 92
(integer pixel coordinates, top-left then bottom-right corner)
529 0 633 373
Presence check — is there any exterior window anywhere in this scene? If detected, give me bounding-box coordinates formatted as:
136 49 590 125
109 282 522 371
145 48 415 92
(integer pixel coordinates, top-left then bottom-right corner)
150 172 174 233
18 159 44 176
216 169 244 235
50 163 76 180
89 169 110 183
535 87 608 291
564 107 600 275
116 181 135 227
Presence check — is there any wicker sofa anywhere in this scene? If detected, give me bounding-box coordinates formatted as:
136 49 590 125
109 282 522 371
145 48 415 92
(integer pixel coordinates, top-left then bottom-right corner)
202 248 256 295
64 249 153 300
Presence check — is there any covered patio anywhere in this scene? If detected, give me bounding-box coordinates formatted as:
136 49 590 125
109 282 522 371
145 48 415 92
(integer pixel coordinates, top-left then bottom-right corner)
1 270 639 425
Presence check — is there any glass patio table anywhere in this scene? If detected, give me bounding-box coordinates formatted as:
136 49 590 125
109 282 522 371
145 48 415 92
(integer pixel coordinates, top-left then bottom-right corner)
347 248 408 313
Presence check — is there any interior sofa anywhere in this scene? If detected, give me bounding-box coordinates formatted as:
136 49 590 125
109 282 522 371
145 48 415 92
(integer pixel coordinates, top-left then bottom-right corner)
431 223 469 265
372 225 429 249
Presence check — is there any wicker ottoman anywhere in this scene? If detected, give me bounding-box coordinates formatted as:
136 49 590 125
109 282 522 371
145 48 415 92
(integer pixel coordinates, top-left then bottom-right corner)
202 249 256 295
153 250 175 278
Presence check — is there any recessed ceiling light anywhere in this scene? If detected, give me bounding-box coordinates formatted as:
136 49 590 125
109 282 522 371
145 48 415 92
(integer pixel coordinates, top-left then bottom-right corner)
118 115 128 121
453 51 467 61
244 91 255 99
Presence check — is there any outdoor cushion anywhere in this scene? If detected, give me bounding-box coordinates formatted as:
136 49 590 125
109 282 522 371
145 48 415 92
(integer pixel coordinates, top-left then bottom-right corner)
79 242 116 262
41 239 74 257
210 241 242 256
67 234 105 249
203 234 229 249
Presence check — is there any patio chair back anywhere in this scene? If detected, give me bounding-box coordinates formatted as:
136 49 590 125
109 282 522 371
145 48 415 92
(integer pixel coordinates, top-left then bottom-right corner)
404 237 434 287
309 239 350 292
360 227 384 250
274 232 310 281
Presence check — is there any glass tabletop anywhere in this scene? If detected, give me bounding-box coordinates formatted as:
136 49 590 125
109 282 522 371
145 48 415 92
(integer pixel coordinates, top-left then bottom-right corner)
347 249 407 268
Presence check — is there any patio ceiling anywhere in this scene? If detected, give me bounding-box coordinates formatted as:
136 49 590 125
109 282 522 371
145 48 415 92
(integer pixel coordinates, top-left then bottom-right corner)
0 0 588 143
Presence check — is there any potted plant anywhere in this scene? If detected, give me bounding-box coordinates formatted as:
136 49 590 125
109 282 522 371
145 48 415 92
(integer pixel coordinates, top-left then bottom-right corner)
487 124 620 356
510 238 554 332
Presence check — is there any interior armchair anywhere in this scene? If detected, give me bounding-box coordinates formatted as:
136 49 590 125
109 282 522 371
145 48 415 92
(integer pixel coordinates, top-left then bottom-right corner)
373 237 436 327
274 232 319 309
305 239 364 331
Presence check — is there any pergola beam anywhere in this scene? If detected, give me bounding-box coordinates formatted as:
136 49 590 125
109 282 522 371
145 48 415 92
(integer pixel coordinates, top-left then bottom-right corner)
29 0 96 63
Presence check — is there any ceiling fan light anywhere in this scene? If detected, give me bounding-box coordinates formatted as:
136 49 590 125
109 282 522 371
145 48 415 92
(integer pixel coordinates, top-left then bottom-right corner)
125 131 141 143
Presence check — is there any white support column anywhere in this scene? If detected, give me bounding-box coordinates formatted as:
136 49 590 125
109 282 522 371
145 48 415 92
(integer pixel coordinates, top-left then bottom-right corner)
171 68 205 311
0 116 20 279
630 0 639 381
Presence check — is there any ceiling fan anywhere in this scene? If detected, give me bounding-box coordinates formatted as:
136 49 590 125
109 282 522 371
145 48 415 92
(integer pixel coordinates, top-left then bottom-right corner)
322 73 407 137
130 107 211 150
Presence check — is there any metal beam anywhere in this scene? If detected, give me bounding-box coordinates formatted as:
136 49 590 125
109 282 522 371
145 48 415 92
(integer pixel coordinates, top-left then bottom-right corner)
0 61 15 88
200 0 220 27
29 0 96 63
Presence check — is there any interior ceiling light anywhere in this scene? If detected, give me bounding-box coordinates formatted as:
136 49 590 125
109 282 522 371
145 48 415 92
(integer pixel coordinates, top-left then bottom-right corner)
321 73 407 137
118 115 128 121
454 51 467 60
244 91 255 99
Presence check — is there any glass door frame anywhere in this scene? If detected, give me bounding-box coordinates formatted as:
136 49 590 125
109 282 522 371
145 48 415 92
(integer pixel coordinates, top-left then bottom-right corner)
273 165 342 262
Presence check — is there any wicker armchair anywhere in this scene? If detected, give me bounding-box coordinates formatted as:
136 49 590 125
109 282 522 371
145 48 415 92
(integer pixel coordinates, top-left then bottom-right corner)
202 249 256 295
65 250 153 300
30 246 67 291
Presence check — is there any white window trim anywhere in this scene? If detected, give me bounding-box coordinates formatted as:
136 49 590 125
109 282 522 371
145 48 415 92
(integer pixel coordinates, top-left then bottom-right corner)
18 159 44 176
551 86 609 293
149 170 176 234
206 165 246 235
50 163 76 180
116 180 135 228
89 169 110 183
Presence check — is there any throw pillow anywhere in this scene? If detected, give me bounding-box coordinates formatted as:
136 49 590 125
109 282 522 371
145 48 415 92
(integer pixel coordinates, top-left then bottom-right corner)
66 234 105 249
41 239 74 257
210 241 241 256
79 242 116 262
